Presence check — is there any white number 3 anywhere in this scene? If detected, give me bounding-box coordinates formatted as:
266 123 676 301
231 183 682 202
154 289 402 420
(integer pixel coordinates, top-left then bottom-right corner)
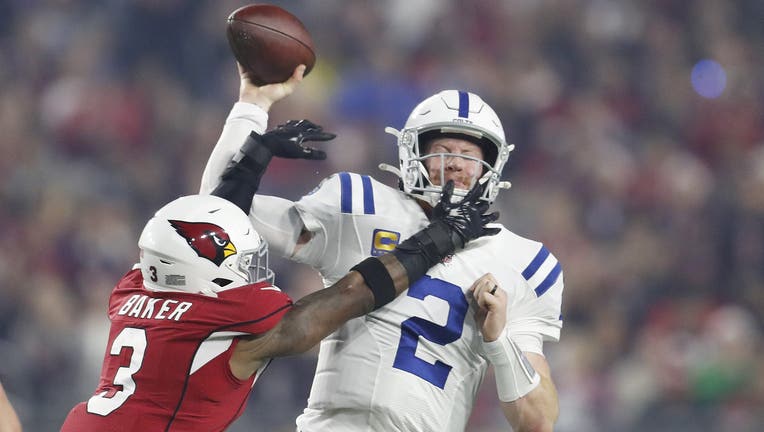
86 327 147 416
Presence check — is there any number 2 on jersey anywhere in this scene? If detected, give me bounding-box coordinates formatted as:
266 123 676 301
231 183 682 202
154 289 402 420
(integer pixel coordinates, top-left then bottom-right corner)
393 276 468 389
87 327 147 415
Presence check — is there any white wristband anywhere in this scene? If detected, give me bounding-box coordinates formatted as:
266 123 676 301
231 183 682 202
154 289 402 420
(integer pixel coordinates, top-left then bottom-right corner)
229 101 269 130
482 328 541 402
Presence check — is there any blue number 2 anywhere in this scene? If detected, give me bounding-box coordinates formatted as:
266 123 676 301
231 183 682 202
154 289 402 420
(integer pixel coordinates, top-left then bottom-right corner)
393 275 468 389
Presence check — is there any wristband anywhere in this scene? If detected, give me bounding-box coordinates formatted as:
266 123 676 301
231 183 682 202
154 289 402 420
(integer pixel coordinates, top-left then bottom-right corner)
350 257 395 310
211 132 272 214
482 328 541 402
238 131 274 167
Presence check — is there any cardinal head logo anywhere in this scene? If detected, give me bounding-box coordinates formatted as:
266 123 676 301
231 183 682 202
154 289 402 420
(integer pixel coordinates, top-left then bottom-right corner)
169 220 237 266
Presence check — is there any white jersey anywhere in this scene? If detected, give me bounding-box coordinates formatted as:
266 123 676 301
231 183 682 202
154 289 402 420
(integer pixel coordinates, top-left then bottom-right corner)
289 173 563 432
200 104 564 431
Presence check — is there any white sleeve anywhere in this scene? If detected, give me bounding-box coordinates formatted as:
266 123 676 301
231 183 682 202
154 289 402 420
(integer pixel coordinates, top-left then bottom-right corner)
249 194 305 258
511 332 544 356
289 174 344 272
199 102 269 194
244 174 343 277
247 192 330 267
505 241 564 344
497 275 549 356
507 271 564 344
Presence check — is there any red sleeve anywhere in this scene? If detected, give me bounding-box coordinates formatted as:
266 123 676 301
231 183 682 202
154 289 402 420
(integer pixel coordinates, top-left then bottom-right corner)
213 282 293 335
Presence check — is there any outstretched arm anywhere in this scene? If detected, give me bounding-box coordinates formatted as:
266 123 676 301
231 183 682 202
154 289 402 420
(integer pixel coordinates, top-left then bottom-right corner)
200 64 305 195
211 120 333 212
239 253 404 359
231 181 499 377
210 115 335 259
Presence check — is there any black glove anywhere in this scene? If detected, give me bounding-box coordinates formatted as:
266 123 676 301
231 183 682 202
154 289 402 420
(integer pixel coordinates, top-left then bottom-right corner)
211 120 336 213
258 119 335 160
389 180 500 294
432 180 501 248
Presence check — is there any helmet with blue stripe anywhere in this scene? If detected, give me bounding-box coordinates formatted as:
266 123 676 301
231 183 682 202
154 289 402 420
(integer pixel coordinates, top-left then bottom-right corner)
383 90 513 206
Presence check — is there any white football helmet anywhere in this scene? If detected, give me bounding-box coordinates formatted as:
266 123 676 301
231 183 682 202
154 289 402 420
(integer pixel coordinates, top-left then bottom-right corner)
383 90 514 205
138 194 273 297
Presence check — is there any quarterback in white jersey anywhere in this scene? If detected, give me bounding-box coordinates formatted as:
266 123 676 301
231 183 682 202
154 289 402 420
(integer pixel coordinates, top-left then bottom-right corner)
201 66 563 431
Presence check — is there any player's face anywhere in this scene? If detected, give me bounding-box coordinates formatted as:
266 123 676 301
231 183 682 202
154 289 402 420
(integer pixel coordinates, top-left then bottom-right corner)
424 137 485 190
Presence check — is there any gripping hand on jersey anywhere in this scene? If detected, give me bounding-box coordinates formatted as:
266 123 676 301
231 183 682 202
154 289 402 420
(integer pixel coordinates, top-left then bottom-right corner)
211 120 336 213
432 180 501 248
390 180 500 287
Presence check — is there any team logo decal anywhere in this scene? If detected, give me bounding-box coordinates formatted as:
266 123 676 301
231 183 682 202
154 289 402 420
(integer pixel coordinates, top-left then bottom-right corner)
169 220 237 266
371 229 400 256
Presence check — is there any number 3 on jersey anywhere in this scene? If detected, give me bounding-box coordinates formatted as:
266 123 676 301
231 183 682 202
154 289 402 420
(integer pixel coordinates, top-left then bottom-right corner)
393 276 468 389
87 327 147 415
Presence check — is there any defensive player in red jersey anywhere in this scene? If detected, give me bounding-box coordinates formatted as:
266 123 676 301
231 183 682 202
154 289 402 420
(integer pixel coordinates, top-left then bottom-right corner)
60 114 500 431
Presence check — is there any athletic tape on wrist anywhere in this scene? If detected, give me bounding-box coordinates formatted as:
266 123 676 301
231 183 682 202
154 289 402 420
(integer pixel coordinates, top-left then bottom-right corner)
241 131 274 168
482 328 541 402
350 257 395 310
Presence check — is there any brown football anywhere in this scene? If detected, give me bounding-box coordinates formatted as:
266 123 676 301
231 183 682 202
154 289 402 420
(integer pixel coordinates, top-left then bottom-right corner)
226 4 315 86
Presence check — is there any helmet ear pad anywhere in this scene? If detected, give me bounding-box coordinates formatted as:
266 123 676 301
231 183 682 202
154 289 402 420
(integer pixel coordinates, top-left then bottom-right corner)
418 131 498 169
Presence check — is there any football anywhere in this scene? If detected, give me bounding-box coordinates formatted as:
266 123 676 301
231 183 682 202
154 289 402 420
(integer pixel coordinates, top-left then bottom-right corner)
226 4 316 86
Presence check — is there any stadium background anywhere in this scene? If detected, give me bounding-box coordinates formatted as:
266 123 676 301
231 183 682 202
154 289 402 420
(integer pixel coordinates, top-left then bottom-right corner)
0 1 762 431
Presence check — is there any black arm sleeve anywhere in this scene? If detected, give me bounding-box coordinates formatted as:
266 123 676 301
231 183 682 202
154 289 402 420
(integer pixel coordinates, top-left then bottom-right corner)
210 131 273 214
390 220 461 285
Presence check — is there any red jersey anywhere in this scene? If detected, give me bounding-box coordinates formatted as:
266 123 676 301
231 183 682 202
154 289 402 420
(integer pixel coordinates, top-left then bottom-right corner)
61 269 292 432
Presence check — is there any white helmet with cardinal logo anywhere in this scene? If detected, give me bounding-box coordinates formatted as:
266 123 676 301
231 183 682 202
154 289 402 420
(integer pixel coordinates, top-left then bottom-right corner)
138 195 273 296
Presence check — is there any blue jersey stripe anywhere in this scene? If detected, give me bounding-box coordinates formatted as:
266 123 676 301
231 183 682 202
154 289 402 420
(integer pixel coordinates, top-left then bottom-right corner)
339 172 352 213
458 91 469 118
535 262 562 297
522 246 550 280
361 175 375 214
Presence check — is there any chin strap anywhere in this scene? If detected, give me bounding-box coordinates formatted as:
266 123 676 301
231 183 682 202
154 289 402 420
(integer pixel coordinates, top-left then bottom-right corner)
378 163 401 177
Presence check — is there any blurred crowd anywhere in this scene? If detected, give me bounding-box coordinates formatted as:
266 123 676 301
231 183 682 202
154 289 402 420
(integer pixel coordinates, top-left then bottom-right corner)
0 0 762 431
